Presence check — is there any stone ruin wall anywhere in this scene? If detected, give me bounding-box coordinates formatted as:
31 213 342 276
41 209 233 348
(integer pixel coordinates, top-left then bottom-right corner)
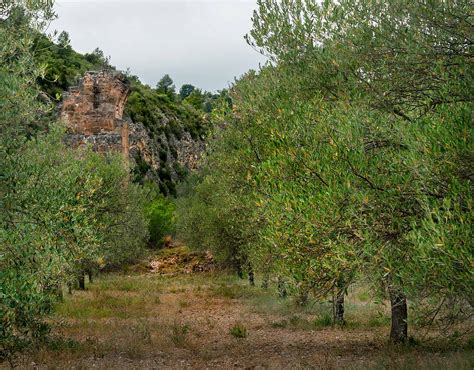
61 71 130 158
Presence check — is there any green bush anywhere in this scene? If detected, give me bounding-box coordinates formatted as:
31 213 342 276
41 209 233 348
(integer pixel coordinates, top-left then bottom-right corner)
1 126 148 362
229 323 247 338
145 194 176 247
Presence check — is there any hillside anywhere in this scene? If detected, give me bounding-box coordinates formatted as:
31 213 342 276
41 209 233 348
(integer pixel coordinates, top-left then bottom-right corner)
33 31 222 195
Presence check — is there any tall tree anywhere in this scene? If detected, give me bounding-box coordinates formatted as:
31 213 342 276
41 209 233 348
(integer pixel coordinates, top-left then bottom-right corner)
156 74 175 95
179 83 195 99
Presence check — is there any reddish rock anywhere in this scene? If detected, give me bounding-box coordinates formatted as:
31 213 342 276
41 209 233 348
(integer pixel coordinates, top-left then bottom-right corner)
61 71 130 158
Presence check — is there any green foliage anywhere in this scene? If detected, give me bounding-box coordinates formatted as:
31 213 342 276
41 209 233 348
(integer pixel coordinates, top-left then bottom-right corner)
313 314 333 328
0 2 148 362
125 79 210 195
229 323 247 338
179 0 473 342
145 193 176 247
33 33 112 101
131 149 152 184
179 83 195 99
170 321 189 347
177 164 259 271
156 73 175 95
183 88 204 110
126 80 209 139
1 126 148 360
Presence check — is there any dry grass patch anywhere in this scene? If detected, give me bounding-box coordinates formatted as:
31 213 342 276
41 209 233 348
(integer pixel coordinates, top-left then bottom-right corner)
14 268 473 369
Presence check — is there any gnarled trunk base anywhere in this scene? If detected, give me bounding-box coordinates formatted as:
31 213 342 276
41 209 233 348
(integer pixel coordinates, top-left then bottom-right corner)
389 289 408 343
334 289 345 324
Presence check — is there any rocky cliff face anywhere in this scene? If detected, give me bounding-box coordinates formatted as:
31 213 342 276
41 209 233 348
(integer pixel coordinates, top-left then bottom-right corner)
128 120 205 195
61 71 205 194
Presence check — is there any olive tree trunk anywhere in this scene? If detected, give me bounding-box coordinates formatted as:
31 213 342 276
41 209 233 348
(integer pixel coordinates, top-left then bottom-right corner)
277 276 287 298
248 264 255 286
389 288 408 343
87 269 94 284
78 273 85 290
261 274 269 289
333 289 345 324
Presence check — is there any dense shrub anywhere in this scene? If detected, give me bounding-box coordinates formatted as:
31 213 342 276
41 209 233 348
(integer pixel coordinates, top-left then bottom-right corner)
146 193 176 247
1 126 148 362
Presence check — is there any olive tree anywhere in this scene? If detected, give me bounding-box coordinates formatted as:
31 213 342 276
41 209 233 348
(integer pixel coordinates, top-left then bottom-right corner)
179 0 472 344
246 0 473 342
1 1 148 362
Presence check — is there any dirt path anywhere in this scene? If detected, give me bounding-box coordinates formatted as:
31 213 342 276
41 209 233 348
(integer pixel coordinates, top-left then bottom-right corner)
15 249 473 369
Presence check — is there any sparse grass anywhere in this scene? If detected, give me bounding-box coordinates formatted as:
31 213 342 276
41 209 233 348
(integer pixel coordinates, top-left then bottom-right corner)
288 314 309 329
313 313 333 328
132 319 152 343
369 348 474 370
90 273 164 292
169 287 186 293
468 335 474 349
15 266 473 369
44 336 83 353
229 322 247 338
178 298 190 308
271 319 288 328
157 245 189 258
55 290 153 319
269 313 335 331
170 321 190 347
367 313 391 328
209 282 258 299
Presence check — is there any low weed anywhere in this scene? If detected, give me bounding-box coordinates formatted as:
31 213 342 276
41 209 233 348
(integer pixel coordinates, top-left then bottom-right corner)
313 313 333 328
229 323 247 338
270 320 288 328
90 274 163 294
170 321 190 347
210 284 250 299
178 298 190 308
133 319 152 343
45 336 81 352
367 313 391 328
55 290 153 319
270 314 333 330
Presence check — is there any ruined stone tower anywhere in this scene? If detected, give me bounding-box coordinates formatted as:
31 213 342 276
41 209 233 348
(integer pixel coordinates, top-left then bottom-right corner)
61 71 130 158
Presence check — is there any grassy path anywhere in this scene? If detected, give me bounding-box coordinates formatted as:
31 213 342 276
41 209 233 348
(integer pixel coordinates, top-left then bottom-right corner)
17 249 473 369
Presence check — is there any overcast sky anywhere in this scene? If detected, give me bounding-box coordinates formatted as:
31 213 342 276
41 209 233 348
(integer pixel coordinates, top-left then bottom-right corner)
50 0 267 92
